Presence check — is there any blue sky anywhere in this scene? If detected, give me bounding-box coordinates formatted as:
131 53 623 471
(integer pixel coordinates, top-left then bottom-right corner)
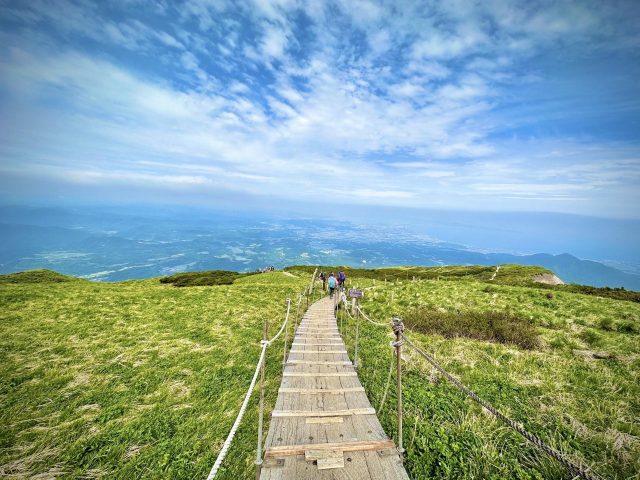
0 0 639 217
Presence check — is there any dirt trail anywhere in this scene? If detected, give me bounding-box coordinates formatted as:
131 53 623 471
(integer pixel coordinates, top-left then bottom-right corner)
490 265 500 281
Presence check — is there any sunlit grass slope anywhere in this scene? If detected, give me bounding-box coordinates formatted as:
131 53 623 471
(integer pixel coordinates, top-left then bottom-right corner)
0 270 307 479
295 267 639 480
2 266 639 479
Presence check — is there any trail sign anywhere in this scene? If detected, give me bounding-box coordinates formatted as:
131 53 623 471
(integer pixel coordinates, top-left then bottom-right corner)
349 288 363 299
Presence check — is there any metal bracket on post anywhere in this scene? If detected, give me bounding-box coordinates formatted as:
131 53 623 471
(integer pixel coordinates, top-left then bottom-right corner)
392 317 405 456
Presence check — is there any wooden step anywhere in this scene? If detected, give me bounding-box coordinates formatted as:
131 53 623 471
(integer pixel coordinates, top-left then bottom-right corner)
264 439 395 458
278 387 365 394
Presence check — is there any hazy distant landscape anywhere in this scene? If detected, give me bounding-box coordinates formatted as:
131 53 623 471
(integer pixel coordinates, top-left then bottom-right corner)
2 205 639 290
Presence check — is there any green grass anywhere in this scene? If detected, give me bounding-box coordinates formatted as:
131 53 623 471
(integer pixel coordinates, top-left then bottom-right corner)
0 270 308 479
2 265 639 479
286 264 552 286
537 283 640 303
336 271 640 479
288 264 640 303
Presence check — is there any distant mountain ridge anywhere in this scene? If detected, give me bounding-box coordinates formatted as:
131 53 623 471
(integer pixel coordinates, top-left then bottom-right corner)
1 206 639 290
485 252 640 291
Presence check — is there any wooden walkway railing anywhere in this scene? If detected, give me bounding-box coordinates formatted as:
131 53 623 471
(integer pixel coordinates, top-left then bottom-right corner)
259 296 409 479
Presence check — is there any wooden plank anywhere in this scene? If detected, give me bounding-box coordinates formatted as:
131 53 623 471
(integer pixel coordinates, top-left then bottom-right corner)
282 372 357 377
288 350 346 353
295 334 341 337
279 387 364 394
317 456 344 470
296 329 339 332
305 417 344 424
297 326 338 329
271 408 376 417
264 439 395 458
287 360 352 365
304 449 341 461
305 450 345 470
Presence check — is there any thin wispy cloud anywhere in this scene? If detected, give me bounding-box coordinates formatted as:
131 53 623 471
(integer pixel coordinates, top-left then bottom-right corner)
0 0 638 216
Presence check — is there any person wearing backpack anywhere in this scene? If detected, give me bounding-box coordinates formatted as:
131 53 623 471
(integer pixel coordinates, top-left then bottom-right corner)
338 271 346 290
328 272 337 298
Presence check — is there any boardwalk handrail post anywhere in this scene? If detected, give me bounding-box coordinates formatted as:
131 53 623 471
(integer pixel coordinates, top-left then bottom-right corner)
392 317 405 455
282 298 292 369
294 293 301 331
309 267 318 296
256 318 268 478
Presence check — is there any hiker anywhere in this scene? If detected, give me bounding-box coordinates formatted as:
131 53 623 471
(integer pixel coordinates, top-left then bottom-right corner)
338 270 346 290
320 271 327 291
328 272 337 298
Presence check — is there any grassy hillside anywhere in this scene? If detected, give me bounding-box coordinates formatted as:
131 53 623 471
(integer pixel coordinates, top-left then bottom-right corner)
331 269 640 479
0 270 308 479
1 265 638 479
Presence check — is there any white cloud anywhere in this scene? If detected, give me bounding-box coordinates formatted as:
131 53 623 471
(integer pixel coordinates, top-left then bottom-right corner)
0 0 638 218
261 23 289 58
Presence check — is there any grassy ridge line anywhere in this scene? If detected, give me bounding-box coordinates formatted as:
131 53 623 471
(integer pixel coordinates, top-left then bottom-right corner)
285 264 552 285
286 264 640 302
0 271 308 479
336 274 640 479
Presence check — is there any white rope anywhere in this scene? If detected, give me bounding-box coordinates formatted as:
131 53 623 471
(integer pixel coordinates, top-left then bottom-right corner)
206 342 268 480
267 299 291 344
338 293 355 318
356 306 390 327
207 297 292 479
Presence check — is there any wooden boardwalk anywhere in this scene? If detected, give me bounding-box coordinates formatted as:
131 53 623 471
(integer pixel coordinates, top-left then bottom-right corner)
259 296 409 479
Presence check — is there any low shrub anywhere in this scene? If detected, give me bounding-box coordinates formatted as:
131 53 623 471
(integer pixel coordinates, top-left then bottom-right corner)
538 283 640 303
616 321 639 334
0 269 77 284
598 317 615 331
159 270 257 287
404 307 539 349
580 328 604 346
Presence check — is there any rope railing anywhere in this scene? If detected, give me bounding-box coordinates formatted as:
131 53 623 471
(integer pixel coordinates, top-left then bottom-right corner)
356 305 390 327
206 342 267 480
401 333 603 480
206 271 314 480
342 300 604 480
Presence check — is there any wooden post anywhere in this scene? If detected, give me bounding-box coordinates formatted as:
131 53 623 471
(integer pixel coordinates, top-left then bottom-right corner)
309 267 318 295
256 319 268 478
354 299 360 369
392 317 405 455
282 299 291 368
294 294 301 331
